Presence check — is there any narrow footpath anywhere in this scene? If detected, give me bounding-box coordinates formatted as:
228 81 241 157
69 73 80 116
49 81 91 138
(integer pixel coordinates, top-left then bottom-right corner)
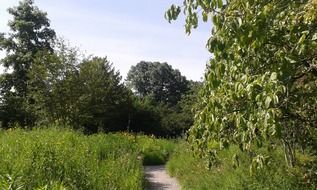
144 165 181 190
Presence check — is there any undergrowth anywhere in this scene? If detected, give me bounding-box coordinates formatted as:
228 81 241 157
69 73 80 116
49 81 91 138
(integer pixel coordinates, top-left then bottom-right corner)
167 141 317 190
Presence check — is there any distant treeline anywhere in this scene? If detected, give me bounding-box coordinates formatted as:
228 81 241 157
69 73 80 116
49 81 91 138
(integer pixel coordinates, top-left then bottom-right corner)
0 0 201 136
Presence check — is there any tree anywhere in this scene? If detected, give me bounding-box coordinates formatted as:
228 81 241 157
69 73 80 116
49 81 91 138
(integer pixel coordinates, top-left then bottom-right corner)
0 0 55 127
63 56 131 133
25 39 79 125
128 81 202 137
166 0 317 169
126 61 189 105
19 36 132 133
128 96 164 136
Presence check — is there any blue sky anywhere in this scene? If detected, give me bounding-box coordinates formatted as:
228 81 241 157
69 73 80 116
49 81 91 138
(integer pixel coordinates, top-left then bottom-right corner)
0 0 212 81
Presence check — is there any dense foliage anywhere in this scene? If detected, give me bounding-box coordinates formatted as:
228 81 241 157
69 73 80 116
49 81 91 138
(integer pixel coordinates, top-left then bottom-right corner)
0 0 55 127
167 0 317 172
128 81 201 137
126 61 201 136
126 61 189 105
51 56 131 133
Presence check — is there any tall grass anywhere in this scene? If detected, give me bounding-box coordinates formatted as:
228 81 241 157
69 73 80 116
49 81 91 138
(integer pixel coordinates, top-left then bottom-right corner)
167 141 316 190
136 135 176 165
0 127 176 189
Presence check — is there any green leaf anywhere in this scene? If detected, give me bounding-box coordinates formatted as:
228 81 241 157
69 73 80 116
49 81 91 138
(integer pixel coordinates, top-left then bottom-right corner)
217 0 223 8
202 11 208 22
237 17 242 26
298 33 307 45
285 56 296 64
270 72 277 81
265 96 271 108
312 32 317 41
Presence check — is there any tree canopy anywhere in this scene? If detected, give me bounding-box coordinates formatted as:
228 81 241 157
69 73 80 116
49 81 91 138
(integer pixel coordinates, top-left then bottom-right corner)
66 57 131 132
126 61 189 105
166 0 317 168
0 0 56 127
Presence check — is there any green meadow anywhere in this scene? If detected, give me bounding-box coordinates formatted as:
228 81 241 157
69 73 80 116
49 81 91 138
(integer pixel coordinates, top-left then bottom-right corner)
1 127 315 189
1 0 317 189
0 127 175 190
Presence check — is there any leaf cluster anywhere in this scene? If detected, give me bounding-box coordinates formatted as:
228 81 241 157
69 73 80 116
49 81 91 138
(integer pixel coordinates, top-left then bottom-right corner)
167 0 317 169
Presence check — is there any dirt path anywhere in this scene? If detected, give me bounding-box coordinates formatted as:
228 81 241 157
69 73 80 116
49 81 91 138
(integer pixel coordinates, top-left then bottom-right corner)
144 165 181 190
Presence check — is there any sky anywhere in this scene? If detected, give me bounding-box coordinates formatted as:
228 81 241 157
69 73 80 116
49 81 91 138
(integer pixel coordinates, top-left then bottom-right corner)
0 0 212 81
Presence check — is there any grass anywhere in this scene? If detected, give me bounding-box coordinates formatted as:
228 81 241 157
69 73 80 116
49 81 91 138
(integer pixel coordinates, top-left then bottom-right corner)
0 126 176 190
136 135 176 165
167 141 317 190
5 126 313 189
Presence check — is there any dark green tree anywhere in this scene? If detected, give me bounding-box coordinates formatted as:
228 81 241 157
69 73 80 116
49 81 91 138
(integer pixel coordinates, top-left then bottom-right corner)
65 57 131 133
25 39 79 125
128 96 163 135
128 81 202 137
22 38 132 133
126 61 189 105
0 0 55 127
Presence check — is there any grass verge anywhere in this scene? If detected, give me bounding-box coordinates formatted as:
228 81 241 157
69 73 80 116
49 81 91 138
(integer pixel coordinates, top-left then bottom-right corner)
167 141 316 190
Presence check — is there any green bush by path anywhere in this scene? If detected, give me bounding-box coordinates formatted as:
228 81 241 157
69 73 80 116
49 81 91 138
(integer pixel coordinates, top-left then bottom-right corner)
167 141 316 190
